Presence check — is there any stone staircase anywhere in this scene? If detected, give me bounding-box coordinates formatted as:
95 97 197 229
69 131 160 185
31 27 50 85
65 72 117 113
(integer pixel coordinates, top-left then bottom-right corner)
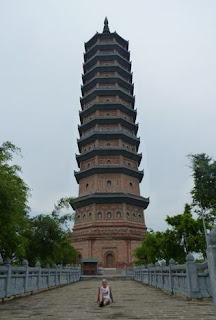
102 268 124 275
81 267 132 280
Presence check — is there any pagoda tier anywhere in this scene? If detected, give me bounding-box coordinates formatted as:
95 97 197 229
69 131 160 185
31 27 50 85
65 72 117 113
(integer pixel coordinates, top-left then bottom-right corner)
71 18 149 268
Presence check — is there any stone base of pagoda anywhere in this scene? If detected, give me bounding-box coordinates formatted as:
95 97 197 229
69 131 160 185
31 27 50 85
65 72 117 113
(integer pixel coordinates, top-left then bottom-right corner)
72 238 143 268
71 226 147 268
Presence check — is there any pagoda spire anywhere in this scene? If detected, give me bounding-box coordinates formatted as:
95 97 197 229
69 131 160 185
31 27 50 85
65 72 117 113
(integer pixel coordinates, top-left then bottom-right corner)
103 17 110 33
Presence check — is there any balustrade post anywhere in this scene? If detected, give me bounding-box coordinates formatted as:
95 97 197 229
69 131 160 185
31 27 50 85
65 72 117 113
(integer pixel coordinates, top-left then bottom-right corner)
69 268 72 283
207 226 216 314
169 258 175 294
54 265 58 285
147 264 150 285
186 253 201 298
148 264 154 286
45 263 50 287
155 262 160 288
58 265 62 285
35 261 41 289
141 266 145 282
67 267 70 284
52 264 57 286
160 260 166 290
4 258 11 297
22 259 29 293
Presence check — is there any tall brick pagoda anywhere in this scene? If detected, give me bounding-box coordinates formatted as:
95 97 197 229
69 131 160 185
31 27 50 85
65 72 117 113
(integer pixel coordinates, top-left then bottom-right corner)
71 18 149 268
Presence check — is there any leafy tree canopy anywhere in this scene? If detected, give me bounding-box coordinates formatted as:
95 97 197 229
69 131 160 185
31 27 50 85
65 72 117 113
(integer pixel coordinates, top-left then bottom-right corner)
188 153 216 223
134 204 205 265
134 153 216 265
25 212 77 266
0 141 30 260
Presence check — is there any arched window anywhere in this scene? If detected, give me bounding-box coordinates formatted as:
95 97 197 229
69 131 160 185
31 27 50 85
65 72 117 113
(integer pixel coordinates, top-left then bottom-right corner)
107 160 111 164
128 162 131 167
133 213 136 218
107 180 111 187
83 214 86 219
107 212 112 219
116 212 121 219
86 183 89 189
107 143 110 147
97 212 102 219
88 212 92 218
127 212 130 219
129 182 133 188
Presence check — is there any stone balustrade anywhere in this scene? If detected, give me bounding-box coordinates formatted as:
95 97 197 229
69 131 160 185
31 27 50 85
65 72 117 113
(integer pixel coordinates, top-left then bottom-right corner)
133 255 211 299
0 259 81 300
132 226 216 308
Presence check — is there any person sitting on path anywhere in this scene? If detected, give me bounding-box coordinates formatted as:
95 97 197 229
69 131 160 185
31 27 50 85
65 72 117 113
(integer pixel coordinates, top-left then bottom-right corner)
99 278 114 307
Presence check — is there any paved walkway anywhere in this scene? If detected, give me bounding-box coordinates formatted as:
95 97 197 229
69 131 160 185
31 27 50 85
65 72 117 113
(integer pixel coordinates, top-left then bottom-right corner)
0 279 215 319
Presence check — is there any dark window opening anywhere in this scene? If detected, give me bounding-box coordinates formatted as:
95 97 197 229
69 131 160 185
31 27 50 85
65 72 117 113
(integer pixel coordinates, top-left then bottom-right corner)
107 212 112 219
107 180 112 186
116 212 121 219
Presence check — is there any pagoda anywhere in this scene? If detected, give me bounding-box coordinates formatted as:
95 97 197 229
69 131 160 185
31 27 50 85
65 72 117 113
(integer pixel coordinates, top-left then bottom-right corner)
71 18 149 268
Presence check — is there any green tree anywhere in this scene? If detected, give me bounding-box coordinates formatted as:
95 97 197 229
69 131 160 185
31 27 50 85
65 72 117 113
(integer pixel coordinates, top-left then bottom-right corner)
134 205 206 265
0 141 30 260
134 229 185 265
166 204 206 258
25 213 77 266
134 153 216 265
188 153 216 224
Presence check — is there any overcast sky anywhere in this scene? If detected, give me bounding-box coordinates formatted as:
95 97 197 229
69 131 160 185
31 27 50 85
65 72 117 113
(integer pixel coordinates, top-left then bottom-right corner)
0 0 215 231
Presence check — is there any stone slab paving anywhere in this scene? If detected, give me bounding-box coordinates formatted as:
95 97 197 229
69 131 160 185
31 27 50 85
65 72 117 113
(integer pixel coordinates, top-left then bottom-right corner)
0 279 215 320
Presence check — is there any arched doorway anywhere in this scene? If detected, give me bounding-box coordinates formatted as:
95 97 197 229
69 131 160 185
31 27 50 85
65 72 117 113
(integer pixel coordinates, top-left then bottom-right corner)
77 253 82 264
105 253 114 268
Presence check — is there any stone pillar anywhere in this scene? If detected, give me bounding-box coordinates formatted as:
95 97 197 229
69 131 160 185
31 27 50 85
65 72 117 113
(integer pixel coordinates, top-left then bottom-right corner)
185 253 201 298
207 226 216 314
22 259 29 292
4 258 11 297
160 260 166 290
155 262 160 288
169 258 175 293
35 261 41 289
45 263 50 287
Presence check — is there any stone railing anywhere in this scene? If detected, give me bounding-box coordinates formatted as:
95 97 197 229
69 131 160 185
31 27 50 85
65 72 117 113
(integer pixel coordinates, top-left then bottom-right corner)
132 226 216 306
133 255 211 299
0 259 81 300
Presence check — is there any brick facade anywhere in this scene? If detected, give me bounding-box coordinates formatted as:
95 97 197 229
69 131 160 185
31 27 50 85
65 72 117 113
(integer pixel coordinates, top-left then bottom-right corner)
71 18 149 268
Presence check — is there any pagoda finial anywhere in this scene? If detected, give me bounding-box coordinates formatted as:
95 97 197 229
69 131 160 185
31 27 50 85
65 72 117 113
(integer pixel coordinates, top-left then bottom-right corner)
103 17 110 33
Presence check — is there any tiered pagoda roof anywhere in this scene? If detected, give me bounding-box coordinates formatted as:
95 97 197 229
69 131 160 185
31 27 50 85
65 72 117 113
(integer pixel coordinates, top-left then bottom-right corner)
71 18 149 211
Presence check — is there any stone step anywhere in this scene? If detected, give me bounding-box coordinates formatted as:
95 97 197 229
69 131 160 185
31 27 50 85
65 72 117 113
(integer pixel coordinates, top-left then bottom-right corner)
98 267 125 275
81 275 132 281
